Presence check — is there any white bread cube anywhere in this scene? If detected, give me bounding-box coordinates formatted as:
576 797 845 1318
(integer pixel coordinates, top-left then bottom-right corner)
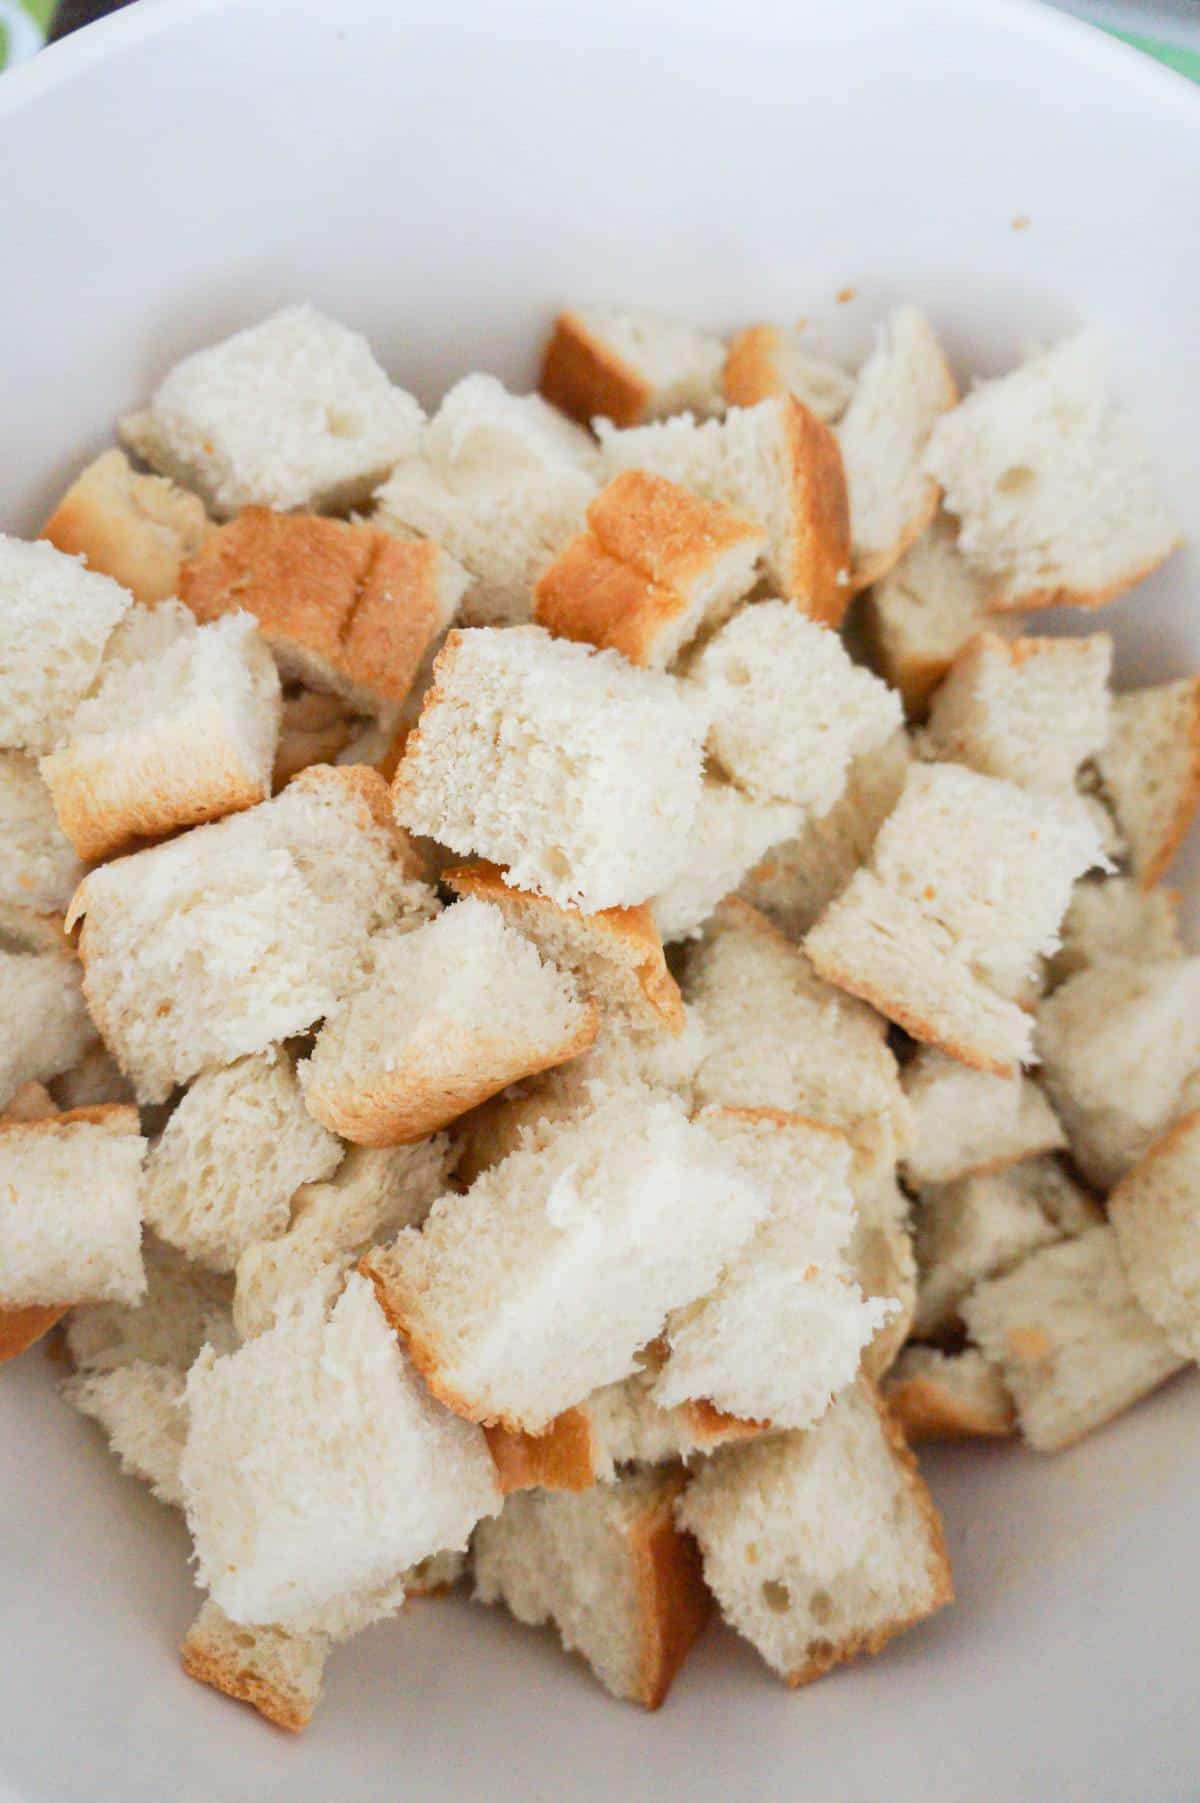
723 326 854 421
806 763 1103 1075
1094 677 1200 888
598 394 852 626
68 765 435 1102
391 626 705 912
860 516 998 714
912 1161 1077 1337
739 727 911 939
883 1346 1015 1442
837 306 958 587
41 447 213 606
0 535 131 754
688 600 902 812
472 1467 710 1709
121 304 423 518
678 1379 952 1685
1050 876 1182 984
923 631 1112 797
374 373 597 629
654 1110 891 1429
180 507 466 716
0 1105 145 1308
143 1053 342 1272
652 780 802 945
300 898 598 1146
1110 1110 1200 1360
182 1273 501 1627
0 753 83 915
444 861 683 1032
40 602 282 862
361 1084 769 1433
540 306 726 427
1036 957 1200 1188
962 1225 1186 1452
180 1601 329 1735
924 333 1179 611
901 1048 1065 1187
67 1233 237 1374
234 1138 452 1340
0 945 95 1113
535 469 763 668
64 1360 188 1507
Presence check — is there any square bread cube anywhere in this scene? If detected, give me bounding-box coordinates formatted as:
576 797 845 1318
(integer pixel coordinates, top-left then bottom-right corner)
391 626 706 912
859 516 997 714
40 447 214 606
1110 1110 1200 1360
901 1048 1065 1187
0 752 83 915
0 1105 145 1309
1094 677 1200 888
723 326 854 420
0 535 131 755
539 305 726 428
883 1346 1015 1442
912 1161 1071 1337
120 304 424 517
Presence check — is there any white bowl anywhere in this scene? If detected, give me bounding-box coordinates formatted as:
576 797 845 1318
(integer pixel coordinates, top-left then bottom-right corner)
2 2 1199 1797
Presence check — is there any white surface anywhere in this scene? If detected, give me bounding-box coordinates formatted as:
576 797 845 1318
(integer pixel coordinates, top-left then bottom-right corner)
2 0 1199 1797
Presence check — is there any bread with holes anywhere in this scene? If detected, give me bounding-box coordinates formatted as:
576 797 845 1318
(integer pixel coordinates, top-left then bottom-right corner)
901 1048 1065 1186
883 1346 1015 1441
41 447 213 605
0 534 132 755
539 306 725 428
1093 677 1200 888
181 1602 329 1734
0 1105 145 1310
723 326 854 420
1110 1110 1200 1360
860 516 998 714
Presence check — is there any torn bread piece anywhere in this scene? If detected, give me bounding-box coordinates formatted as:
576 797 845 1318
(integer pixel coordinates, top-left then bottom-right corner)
962 1225 1187 1453
273 687 359 787
181 1602 329 1735
1050 876 1182 984
1093 677 1200 888
361 1084 769 1433
679 1379 952 1685
0 942 94 1114
883 1346 1015 1442
723 326 854 421
651 780 801 945
391 626 705 912
806 763 1103 1075
40 447 213 605
300 898 598 1146
473 1467 710 1709
67 1234 237 1375
535 470 763 668
64 1360 188 1506
121 304 424 517
182 1273 501 1628
68 765 435 1103
688 599 902 812
0 534 132 755
1036 956 1200 1189
0 1105 145 1311
837 306 958 588
180 508 467 715
40 601 282 861
445 862 683 1033
901 1048 1065 1187
587 1361 765 1474
1110 1110 1200 1361
859 515 998 715
539 306 725 428
0 752 83 916
924 332 1179 611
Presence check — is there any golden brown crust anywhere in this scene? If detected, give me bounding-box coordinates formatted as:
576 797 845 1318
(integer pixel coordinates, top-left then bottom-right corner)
538 310 651 429
41 447 213 607
536 533 684 664
627 1469 712 1708
778 397 854 626
681 1399 769 1446
0 1303 67 1364
485 1408 599 1493
180 1634 315 1734
723 326 787 408
886 1371 1016 1442
0 1101 139 1142
44 737 266 864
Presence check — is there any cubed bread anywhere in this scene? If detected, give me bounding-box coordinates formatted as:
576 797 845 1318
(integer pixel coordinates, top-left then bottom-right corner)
0 752 83 915
181 1601 329 1734
0 1105 145 1309
539 306 726 427
391 626 705 912
837 306 958 587
361 1085 769 1433
535 470 763 667
739 728 911 939
374 373 597 628
723 326 854 420
599 395 852 626
0 535 131 754
678 1379 952 1685
300 898 598 1146
651 780 801 944
67 1233 237 1375
0 944 95 1113
182 1273 501 1628
1093 677 1200 888
1035 956 1200 1189
859 516 997 714
1050 876 1182 984
180 508 467 714
121 304 424 517
1110 1110 1200 1360
901 1048 1066 1186
273 687 359 787
924 333 1179 610
473 1467 711 1709
912 1161 1073 1337
883 1346 1015 1442
688 599 902 811
445 861 683 1032
40 601 282 861
68 765 435 1102
143 1052 343 1272
961 1225 1186 1453
806 763 1103 1075
64 1360 189 1507
40 447 213 605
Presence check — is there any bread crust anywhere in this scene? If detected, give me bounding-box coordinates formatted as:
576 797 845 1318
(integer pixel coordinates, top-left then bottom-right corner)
849 335 958 592
485 1408 598 1493
41 447 214 607
0 1303 67 1364
886 1370 1015 1442
44 734 267 864
539 310 651 428
983 546 1181 615
778 397 854 626
0 1101 139 1142
628 1469 712 1708
180 1625 319 1734
723 326 786 408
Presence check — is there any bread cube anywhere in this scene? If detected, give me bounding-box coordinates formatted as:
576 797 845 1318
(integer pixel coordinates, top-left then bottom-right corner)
723 325 854 420
64 1360 188 1507
652 779 801 944
0 535 131 754
67 1234 237 1375
0 1105 145 1308
883 1346 1015 1441
41 447 213 606
181 1601 329 1735
0 752 83 915
539 305 725 427
0 944 94 1111
901 1048 1065 1186
1050 876 1182 984
1109 1110 1200 1360
859 516 997 714
1094 676 1200 888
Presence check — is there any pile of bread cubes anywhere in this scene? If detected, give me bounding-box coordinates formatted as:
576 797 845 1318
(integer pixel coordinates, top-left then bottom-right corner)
2 296 1198 1732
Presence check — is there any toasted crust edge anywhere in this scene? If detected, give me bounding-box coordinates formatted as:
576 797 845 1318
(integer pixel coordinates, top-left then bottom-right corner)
627 1470 712 1709
180 1633 317 1735
485 1409 599 1493
538 310 651 429
885 1370 1016 1442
